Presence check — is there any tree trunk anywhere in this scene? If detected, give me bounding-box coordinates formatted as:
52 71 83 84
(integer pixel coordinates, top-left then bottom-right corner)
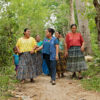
70 0 75 25
93 0 100 47
75 0 92 55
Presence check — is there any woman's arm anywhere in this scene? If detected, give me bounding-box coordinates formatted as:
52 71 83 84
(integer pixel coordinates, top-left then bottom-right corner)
64 35 68 57
80 34 85 52
16 38 21 54
30 45 37 54
81 42 85 52
36 45 43 51
56 44 59 60
30 38 38 54
16 46 21 54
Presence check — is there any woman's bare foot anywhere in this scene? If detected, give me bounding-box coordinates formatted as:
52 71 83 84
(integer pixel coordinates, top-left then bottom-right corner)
78 76 83 80
71 72 77 79
21 80 25 84
78 71 83 80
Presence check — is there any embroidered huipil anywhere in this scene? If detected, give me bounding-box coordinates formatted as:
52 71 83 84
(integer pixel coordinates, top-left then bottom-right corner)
65 33 84 49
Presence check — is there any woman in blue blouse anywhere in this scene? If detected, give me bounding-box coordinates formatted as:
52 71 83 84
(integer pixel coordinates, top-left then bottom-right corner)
37 28 59 85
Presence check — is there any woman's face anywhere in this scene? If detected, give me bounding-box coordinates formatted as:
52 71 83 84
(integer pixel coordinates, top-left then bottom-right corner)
55 32 60 38
36 35 41 42
24 29 30 38
71 26 77 33
59 34 63 38
45 30 50 38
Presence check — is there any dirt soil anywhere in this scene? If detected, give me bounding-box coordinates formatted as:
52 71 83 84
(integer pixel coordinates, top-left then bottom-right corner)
9 73 100 100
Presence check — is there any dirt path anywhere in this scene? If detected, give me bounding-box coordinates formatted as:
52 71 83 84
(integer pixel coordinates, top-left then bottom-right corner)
11 73 100 100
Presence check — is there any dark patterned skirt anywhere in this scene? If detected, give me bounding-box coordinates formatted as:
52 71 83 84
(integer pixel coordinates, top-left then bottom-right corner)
35 52 43 76
67 46 87 72
56 52 66 74
17 52 36 80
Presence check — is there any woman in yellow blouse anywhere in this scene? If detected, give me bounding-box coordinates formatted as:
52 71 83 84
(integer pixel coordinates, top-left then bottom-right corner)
16 28 37 83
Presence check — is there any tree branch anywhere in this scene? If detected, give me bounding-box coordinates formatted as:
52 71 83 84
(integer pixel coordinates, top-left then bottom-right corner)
93 0 100 7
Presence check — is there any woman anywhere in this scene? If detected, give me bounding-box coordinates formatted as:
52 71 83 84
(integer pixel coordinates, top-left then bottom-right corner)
65 24 87 79
36 30 51 75
16 28 37 83
37 28 59 85
48 28 59 85
55 32 66 78
35 35 43 76
35 35 49 75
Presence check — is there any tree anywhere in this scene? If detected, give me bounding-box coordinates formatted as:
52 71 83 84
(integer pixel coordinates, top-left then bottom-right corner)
93 0 100 47
70 0 75 25
0 0 50 67
53 0 70 34
75 0 92 54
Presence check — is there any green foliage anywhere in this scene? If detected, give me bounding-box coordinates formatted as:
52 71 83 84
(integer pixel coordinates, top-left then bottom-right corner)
81 61 100 92
53 0 70 34
91 33 100 56
81 29 100 92
0 65 19 98
0 0 50 67
8 0 49 38
82 76 100 92
0 36 8 67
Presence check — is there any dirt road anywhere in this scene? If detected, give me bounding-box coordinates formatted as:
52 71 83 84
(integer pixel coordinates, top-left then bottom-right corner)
11 73 100 100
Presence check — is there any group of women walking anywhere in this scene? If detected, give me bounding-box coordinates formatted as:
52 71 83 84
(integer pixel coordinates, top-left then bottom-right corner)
15 24 87 85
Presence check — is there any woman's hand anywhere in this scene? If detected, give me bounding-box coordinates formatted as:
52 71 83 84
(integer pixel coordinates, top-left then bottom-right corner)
16 47 21 54
81 46 84 52
65 51 68 57
36 45 43 52
30 50 35 54
18 51 22 55
36 47 40 52
56 55 59 61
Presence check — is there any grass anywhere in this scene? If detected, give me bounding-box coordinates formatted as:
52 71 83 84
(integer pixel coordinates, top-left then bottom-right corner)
0 65 19 100
81 60 100 92
81 32 100 92
81 76 100 92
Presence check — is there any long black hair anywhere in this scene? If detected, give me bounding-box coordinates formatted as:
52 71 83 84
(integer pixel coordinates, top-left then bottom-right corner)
47 28 55 36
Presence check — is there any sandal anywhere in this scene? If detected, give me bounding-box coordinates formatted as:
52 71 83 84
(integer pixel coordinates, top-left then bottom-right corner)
30 79 35 83
71 72 77 78
78 76 83 80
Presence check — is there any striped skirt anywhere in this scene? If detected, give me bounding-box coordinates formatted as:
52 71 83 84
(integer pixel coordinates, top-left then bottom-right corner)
17 52 36 80
67 46 87 72
35 52 43 76
56 52 66 74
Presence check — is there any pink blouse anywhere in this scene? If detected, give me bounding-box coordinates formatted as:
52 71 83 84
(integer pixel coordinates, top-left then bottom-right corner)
65 33 84 49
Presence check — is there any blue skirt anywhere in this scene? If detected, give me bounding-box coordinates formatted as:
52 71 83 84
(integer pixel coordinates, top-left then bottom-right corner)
42 59 49 75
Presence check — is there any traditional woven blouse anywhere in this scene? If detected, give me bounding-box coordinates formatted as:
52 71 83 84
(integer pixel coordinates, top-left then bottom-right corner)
16 37 37 52
65 33 84 49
